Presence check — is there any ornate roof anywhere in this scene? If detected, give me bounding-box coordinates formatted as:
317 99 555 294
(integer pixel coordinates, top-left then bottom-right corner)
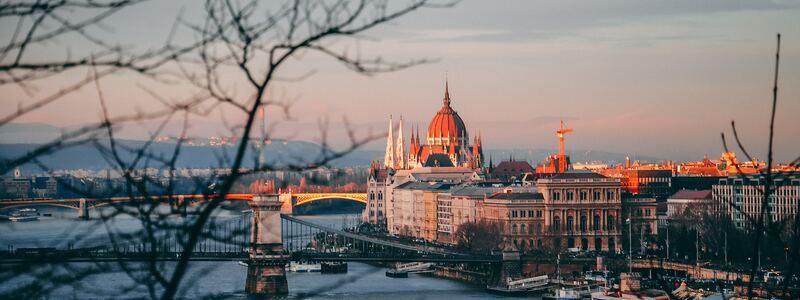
427 80 468 144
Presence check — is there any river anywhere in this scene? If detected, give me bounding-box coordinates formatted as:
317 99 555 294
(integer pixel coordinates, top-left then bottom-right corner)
0 206 520 299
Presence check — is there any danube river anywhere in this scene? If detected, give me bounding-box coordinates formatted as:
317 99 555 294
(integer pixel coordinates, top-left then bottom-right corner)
0 207 522 299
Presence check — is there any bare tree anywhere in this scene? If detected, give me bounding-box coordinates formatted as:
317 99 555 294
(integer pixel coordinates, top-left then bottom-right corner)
720 34 799 299
0 0 452 299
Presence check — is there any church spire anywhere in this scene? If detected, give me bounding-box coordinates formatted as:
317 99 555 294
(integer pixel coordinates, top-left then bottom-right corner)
396 115 406 169
384 115 395 168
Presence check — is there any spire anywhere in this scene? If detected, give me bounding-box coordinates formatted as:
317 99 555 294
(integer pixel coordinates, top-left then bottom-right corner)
396 115 406 169
384 115 395 168
443 76 451 107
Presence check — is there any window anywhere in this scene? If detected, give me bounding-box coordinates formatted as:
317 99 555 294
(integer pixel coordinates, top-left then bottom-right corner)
378 192 383 200
512 211 518 218
553 216 561 231
566 191 574 201
536 210 543 217
369 192 375 200
593 215 600 231
607 215 615 231
520 224 526 235
593 190 601 200
553 191 561 201
580 191 587 201
606 190 614 200
566 216 574 231
512 224 518 234
580 215 587 232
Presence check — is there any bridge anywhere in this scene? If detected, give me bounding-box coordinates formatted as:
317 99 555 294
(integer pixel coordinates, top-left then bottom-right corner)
0 192 366 218
0 194 500 296
278 192 366 214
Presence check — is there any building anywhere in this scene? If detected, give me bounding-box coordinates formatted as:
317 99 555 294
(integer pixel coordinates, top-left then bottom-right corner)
436 185 506 244
711 173 800 231
490 159 535 181
602 168 673 201
481 191 546 252
391 181 457 238
621 194 659 253
384 80 484 170
535 170 623 252
666 189 712 219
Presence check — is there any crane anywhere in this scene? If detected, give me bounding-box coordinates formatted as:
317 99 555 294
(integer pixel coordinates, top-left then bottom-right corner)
556 120 573 172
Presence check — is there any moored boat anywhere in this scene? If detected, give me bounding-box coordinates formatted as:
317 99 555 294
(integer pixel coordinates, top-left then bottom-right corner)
9 208 39 222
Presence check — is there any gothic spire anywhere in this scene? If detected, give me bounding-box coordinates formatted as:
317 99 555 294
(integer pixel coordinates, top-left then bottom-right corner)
443 77 451 107
384 115 394 168
396 115 406 169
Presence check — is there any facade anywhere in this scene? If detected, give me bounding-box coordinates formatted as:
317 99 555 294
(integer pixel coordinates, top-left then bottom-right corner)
666 189 712 219
602 168 673 200
621 194 659 253
384 81 484 170
535 170 623 252
711 173 800 231
481 191 547 252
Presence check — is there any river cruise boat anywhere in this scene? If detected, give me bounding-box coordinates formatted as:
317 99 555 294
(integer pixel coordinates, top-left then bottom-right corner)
9 208 40 222
288 261 321 272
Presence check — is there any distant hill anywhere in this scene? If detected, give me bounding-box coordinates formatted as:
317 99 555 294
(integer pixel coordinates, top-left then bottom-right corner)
0 123 65 144
0 140 382 172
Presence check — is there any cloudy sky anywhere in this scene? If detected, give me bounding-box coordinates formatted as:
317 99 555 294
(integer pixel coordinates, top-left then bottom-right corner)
2 0 799 162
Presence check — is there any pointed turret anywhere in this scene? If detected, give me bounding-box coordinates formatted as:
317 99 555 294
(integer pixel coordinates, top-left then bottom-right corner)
384 115 395 168
396 116 406 169
443 78 451 107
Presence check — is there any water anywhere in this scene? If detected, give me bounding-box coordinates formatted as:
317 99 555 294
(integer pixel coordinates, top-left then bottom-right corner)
0 207 516 299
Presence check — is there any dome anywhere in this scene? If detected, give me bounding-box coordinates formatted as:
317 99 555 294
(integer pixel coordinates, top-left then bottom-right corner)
427 81 468 146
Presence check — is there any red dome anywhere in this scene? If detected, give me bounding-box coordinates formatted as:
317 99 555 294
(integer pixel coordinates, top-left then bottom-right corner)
427 82 468 146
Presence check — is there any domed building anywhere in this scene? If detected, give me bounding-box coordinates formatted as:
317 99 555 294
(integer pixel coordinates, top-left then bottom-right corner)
383 81 484 170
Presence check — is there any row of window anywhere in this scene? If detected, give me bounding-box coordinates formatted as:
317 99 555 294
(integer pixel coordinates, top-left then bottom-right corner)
510 209 543 218
551 189 617 201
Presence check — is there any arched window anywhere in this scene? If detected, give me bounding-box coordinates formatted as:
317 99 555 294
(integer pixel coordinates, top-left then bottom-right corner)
520 224 526 235
528 223 534 234
566 216 574 231
369 192 374 200
553 216 561 231
377 191 382 200
512 224 518 234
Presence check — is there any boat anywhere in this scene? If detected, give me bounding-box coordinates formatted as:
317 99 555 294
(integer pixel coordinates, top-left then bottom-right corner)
486 275 550 296
385 269 408 278
543 287 583 300
320 262 347 274
9 208 39 222
288 261 321 272
237 261 249 267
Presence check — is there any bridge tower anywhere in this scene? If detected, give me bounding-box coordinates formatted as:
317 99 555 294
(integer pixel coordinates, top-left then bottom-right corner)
77 198 89 220
245 194 289 295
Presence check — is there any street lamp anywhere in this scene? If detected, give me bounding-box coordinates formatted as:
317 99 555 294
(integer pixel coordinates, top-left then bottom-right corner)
626 217 632 274
665 220 670 261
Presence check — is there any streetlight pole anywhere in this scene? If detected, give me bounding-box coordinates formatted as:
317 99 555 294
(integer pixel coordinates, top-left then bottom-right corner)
666 220 670 261
695 227 700 266
627 216 632 274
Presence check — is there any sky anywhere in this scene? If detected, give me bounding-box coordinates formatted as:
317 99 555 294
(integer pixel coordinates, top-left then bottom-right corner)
2 0 800 162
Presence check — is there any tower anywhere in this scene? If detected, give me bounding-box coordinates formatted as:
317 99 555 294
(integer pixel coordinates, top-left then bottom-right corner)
384 115 395 168
396 116 406 169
